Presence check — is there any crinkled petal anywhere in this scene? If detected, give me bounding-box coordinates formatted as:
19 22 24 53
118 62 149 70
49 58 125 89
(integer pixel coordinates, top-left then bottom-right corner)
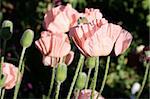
115 29 132 56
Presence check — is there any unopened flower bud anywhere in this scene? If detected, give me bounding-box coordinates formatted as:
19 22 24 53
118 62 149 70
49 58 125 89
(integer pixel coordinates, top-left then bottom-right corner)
131 82 141 94
20 29 34 48
85 57 96 69
56 63 67 82
0 20 13 40
76 72 87 89
136 45 145 53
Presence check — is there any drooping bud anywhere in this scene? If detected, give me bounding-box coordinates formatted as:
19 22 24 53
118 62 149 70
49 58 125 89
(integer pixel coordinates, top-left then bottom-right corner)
20 29 34 48
76 72 87 89
131 82 141 94
85 57 96 69
0 20 13 40
56 63 67 82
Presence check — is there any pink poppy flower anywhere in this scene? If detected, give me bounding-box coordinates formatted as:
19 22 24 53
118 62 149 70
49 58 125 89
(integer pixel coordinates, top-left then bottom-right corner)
82 8 103 22
69 18 132 57
76 89 104 99
1 62 21 89
35 31 73 66
44 4 80 33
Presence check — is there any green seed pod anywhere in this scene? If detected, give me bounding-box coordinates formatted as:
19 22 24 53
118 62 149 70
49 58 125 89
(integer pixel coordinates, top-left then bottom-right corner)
0 20 13 40
56 63 67 82
20 29 34 48
85 57 96 69
76 72 87 89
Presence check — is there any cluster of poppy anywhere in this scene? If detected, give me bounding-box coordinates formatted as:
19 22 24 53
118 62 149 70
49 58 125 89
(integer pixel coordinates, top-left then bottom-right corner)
36 4 132 64
0 3 132 98
35 3 132 98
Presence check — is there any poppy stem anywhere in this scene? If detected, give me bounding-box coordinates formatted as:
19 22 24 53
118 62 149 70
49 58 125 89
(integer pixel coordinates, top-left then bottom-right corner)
0 40 7 82
1 88 5 99
98 56 110 98
75 89 80 99
66 54 85 99
55 81 61 99
13 47 26 99
0 40 7 99
85 68 92 89
47 67 56 98
91 57 99 99
136 62 150 99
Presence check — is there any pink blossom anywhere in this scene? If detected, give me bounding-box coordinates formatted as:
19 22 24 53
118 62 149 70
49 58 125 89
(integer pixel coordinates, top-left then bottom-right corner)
82 8 103 22
44 4 80 33
77 89 104 99
69 18 132 57
35 31 73 66
1 62 21 89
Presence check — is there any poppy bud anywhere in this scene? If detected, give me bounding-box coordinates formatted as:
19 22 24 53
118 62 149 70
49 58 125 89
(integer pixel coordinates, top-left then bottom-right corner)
76 72 87 89
131 82 141 94
0 20 13 40
85 57 96 69
56 63 67 82
20 29 34 48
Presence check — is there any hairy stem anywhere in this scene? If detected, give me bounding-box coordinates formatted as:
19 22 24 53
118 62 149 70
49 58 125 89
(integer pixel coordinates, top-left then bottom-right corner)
91 57 99 99
67 54 85 99
136 62 150 99
47 67 56 98
13 47 26 99
55 82 61 99
85 68 92 89
0 89 5 99
99 56 110 95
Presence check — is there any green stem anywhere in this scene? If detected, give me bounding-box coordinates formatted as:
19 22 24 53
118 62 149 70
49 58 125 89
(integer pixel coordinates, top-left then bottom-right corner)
13 47 26 99
55 82 61 99
75 89 80 99
79 58 84 73
66 54 85 99
0 40 7 98
1 89 5 99
0 88 1 97
2 40 7 58
136 62 150 99
99 56 110 95
0 40 7 82
0 57 4 80
91 57 99 99
14 61 26 96
85 68 92 89
47 67 56 98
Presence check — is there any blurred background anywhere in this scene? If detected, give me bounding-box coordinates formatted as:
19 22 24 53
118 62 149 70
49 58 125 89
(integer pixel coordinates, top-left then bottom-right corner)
0 0 149 98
